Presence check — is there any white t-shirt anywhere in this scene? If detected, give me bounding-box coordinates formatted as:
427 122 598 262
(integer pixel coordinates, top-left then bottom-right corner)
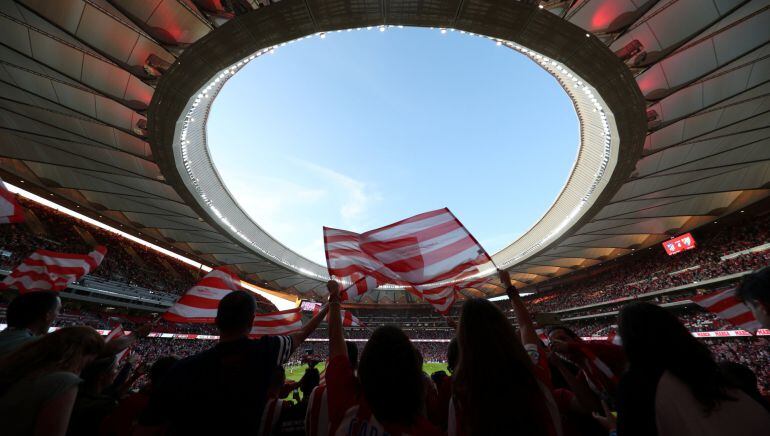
655 370 770 436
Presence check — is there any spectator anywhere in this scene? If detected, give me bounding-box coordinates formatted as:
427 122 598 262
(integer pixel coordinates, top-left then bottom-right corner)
452 298 560 436
0 291 61 356
0 326 105 436
67 355 121 436
305 340 358 436
615 302 770 436
325 280 441 435
736 266 770 328
138 290 328 434
100 356 179 436
546 324 626 410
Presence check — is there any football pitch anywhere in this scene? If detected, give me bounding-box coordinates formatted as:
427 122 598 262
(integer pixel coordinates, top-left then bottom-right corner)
286 362 449 382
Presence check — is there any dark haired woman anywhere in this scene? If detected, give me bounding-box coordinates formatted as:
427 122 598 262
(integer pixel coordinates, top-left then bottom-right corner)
325 281 441 435
451 297 562 436
616 302 770 436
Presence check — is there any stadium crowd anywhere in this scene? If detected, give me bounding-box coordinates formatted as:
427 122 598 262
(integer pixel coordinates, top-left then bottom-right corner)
0 198 200 296
1 266 769 436
523 215 770 312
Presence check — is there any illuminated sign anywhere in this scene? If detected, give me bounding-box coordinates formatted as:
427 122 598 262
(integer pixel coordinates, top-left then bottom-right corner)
662 233 696 256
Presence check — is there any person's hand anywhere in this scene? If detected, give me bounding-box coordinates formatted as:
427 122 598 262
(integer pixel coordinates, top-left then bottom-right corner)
498 269 517 298
327 280 340 303
592 400 617 431
498 269 511 287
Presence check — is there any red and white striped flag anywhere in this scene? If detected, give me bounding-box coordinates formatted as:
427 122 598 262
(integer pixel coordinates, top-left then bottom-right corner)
105 324 129 363
163 267 241 323
0 246 106 293
312 305 365 327
0 179 24 224
250 307 303 337
164 268 306 336
324 208 493 314
415 276 489 315
692 288 761 331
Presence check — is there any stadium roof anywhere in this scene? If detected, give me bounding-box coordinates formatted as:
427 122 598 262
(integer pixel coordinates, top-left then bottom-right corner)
0 0 768 304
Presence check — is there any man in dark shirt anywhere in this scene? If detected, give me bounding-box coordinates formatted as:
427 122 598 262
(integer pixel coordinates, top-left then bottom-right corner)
138 291 328 435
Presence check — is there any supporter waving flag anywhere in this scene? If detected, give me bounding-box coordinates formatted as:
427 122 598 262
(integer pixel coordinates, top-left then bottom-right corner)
692 287 762 331
0 246 106 293
249 307 303 337
324 208 493 314
0 178 24 224
163 267 241 323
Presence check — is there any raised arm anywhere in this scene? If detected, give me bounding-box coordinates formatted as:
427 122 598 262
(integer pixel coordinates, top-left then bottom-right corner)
103 323 152 357
499 269 539 346
326 280 347 360
289 303 329 353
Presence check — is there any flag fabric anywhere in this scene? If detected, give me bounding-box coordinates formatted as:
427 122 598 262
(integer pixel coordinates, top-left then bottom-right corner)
324 208 493 314
164 268 305 336
415 276 489 315
692 288 761 331
0 246 107 293
0 179 24 224
105 324 129 363
312 306 365 327
163 267 241 323
250 307 303 337
578 344 620 396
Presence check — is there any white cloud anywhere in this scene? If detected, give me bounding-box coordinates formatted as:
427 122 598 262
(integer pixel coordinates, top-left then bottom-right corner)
221 162 381 263
294 160 381 227
224 174 327 236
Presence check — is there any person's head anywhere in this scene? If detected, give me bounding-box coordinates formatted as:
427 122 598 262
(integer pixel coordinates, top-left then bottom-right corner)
358 325 423 426
545 324 583 359
6 291 61 335
345 340 359 370
215 290 256 337
544 325 580 342
454 299 548 436
446 337 458 374
149 356 179 388
619 303 731 412
736 267 770 328
300 366 320 397
0 326 104 390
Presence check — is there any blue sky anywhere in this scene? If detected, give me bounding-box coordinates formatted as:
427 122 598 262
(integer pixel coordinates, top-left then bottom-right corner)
208 28 577 265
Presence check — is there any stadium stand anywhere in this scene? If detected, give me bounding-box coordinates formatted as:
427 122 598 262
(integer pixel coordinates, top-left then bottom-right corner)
2 0 770 434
